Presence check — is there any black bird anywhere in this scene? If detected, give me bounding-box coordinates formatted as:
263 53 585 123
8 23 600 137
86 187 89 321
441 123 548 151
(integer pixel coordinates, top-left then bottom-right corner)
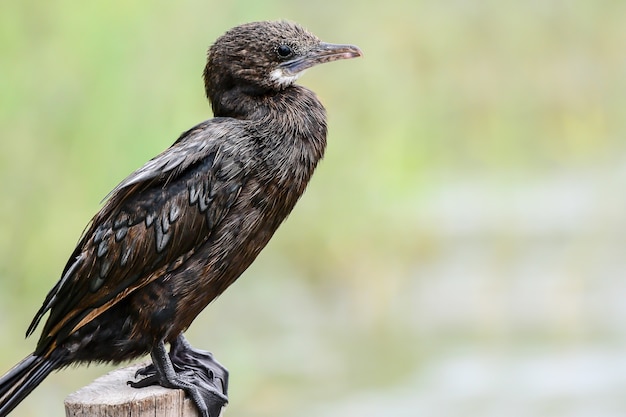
0 20 360 417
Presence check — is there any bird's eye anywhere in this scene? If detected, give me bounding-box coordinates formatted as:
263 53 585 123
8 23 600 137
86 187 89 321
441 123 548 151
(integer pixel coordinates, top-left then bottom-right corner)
276 44 293 58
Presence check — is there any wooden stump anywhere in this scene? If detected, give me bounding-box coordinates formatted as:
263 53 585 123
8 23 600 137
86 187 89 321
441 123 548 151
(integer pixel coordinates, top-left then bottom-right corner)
64 363 221 417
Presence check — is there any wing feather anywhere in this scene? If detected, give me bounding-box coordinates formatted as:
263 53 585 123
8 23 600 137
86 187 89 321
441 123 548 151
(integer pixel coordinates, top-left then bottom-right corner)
29 120 249 350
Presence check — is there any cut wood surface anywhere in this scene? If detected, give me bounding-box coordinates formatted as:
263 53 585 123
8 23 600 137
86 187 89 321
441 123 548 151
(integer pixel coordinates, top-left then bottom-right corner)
64 363 218 417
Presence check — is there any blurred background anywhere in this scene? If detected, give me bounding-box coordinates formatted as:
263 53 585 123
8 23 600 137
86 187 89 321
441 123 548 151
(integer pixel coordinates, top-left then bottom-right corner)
1 0 626 416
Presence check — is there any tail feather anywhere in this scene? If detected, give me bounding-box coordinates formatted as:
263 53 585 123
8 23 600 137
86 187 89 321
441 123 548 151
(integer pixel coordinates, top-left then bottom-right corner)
0 353 63 417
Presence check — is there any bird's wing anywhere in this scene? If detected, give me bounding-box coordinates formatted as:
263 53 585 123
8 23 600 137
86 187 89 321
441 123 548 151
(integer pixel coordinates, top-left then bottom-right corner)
28 119 249 350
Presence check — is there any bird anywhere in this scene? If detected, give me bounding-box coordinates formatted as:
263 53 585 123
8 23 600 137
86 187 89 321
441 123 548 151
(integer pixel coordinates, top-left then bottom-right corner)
0 20 361 417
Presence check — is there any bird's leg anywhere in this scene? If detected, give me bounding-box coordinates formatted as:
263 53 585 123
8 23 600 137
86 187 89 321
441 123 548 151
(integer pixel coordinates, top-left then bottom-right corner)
133 335 228 396
128 340 227 417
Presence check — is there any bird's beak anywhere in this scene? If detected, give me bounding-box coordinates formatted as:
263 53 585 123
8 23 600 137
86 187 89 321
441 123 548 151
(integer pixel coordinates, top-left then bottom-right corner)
280 42 362 75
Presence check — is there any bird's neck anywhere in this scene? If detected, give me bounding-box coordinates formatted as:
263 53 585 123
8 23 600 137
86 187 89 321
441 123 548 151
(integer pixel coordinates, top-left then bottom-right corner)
209 84 327 173
240 86 326 179
268 85 327 150
209 82 270 119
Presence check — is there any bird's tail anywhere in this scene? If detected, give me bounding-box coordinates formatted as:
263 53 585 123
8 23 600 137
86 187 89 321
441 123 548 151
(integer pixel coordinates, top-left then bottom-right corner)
0 352 64 417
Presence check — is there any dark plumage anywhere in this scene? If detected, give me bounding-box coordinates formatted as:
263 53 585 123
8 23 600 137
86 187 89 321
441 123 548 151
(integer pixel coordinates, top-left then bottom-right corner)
0 20 360 417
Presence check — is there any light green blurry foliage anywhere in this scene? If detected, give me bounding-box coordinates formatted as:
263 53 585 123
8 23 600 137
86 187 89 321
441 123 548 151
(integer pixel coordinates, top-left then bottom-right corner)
1 0 625 416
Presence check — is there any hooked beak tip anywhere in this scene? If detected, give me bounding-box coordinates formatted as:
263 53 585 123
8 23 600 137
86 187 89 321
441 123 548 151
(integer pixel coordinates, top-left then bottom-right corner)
318 42 363 60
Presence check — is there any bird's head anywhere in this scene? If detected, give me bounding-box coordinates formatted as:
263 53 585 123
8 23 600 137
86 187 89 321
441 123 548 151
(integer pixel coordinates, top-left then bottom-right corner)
203 21 361 114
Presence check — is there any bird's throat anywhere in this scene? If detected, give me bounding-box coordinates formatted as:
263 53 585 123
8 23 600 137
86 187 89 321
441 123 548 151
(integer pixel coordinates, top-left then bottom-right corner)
269 68 305 89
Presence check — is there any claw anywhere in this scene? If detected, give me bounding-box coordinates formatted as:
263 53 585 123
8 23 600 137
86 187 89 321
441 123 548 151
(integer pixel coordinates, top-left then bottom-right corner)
134 364 155 379
128 374 159 388
128 336 228 417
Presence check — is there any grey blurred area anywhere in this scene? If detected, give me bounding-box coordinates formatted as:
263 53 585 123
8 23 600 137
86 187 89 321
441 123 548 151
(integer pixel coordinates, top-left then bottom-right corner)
1 0 625 416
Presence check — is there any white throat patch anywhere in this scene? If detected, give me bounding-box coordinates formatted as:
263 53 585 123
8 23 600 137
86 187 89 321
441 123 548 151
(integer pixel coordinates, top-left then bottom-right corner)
270 68 304 88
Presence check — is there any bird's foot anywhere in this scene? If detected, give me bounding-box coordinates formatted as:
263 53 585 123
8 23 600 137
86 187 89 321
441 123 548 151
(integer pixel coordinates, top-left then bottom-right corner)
128 337 228 417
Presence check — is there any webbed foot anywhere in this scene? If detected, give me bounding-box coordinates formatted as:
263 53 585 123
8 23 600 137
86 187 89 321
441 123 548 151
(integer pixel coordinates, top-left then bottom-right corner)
128 336 228 417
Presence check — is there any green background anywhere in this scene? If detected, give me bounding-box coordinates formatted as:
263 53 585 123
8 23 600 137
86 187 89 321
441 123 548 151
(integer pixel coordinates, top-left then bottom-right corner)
1 0 625 416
